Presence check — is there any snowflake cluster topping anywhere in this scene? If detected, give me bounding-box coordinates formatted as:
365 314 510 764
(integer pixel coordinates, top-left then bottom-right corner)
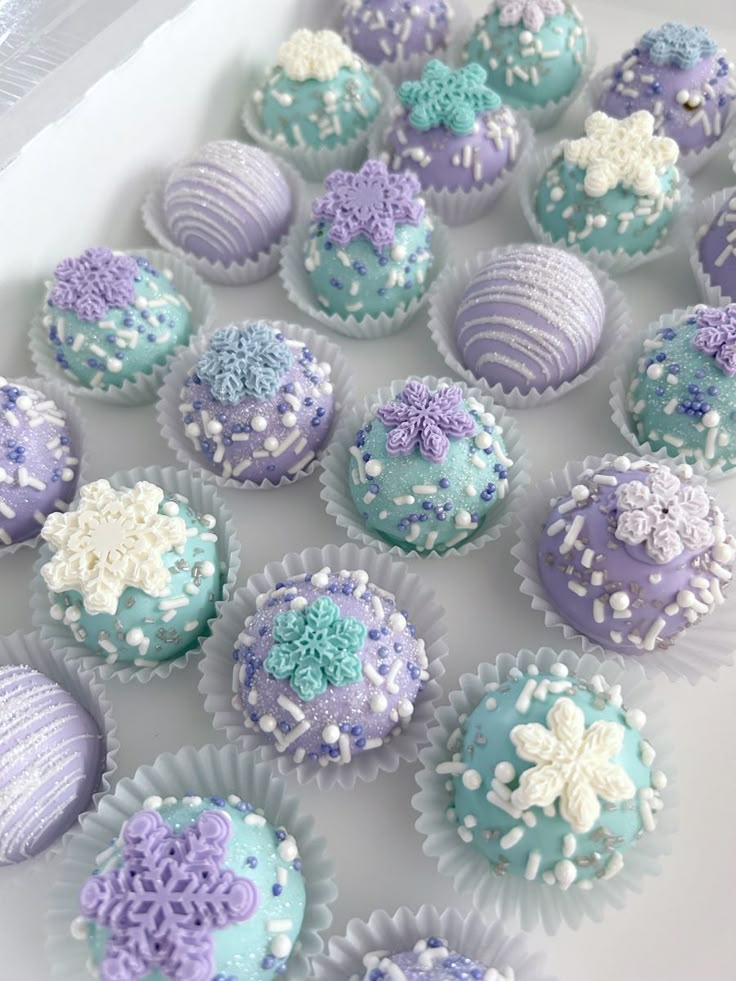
398 60 501 136
640 22 717 69
196 323 293 404
691 304 736 377
50 247 138 323
312 160 424 249
496 0 565 33
277 28 360 81
79 808 258 981
376 381 475 464
563 111 679 198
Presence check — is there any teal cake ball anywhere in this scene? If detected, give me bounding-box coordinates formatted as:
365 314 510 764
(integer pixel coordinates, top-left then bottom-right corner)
464 0 587 109
449 662 666 890
626 303 736 472
304 159 434 321
41 479 222 666
76 795 306 980
254 29 381 149
535 111 681 257
348 380 513 553
43 247 191 391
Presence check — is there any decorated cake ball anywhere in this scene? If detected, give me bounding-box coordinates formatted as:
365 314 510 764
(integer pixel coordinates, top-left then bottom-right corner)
0 665 102 865
179 322 335 485
163 140 293 266
42 247 191 390
348 380 513 552
253 29 381 150
304 160 434 320
453 245 606 395
464 0 587 111
535 111 681 258
40 479 222 666
74 795 306 979
362 939 511 980
697 191 736 301
448 661 666 891
537 457 735 655
0 379 79 547
341 0 454 69
380 59 521 193
596 23 736 164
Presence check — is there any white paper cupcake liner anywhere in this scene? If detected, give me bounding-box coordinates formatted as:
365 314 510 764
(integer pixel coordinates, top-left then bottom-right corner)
427 244 631 408
510 451 736 683
29 249 215 405
0 375 89 559
412 647 677 934
319 375 530 559
142 160 306 287
199 542 448 790
279 209 450 339
311 904 557 981
29 465 241 684
45 744 336 980
520 145 694 275
0 630 119 875
729 135 736 175
156 320 354 491
689 184 736 306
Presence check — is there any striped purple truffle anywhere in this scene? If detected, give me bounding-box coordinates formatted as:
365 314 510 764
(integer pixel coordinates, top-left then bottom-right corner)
163 140 293 266
0 665 102 865
453 245 606 396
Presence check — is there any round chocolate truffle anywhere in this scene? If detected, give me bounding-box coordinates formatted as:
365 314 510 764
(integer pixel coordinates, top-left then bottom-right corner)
362 939 506 980
342 0 454 68
163 140 293 266
453 245 606 395
698 191 736 301
0 379 79 547
537 458 735 655
0 665 101 865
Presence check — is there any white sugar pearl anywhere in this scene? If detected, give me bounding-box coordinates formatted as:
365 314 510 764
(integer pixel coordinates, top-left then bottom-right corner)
702 410 720 428
15 395 32 411
199 560 216 577
365 460 382 478
259 714 277 733
251 415 268 432
462 768 483 791
264 436 279 452
494 761 516 783
278 837 298 862
282 412 297 428
625 708 647 730
571 484 589 502
475 431 493 449
162 501 180 516
391 244 406 261
609 591 630 611
126 628 145 646
271 936 292 959
389 612 407 632
322 724 340 744
676 589 695 608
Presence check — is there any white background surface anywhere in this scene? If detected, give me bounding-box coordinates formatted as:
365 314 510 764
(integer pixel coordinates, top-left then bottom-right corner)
0 0 735 977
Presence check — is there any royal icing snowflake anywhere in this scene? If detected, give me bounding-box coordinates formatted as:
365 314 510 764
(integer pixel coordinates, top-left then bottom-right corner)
49 247 138 322
497 0 565 34
376 381 475 464
398 60 501 135
640 22 717 70
692 304 736 376
196 323 293 403
277 28 359 81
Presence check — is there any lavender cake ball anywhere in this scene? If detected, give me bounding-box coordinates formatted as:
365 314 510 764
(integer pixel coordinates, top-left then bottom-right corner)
453 245 606 395
380 60 520 193
0 665 102 865
538 457 735 655
0 380 79 547
341 0 454 68
597 23 736 162
698 191 736 301
361 939 511 980
163 140 293 266
233 566 428 767
180 323 335 484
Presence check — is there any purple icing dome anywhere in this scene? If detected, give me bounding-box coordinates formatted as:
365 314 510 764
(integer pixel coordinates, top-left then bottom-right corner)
698 192 736 301
234 566 429 766
537 457 735 655
341 0 454 66
163 140 293 266
362 938 502 980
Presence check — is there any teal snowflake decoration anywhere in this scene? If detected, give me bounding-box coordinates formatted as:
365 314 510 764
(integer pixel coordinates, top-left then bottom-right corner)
196 322 292 404
398 59 502 136
263 596 366 701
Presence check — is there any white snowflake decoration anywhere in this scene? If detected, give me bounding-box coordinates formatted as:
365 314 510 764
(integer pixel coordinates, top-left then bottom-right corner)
41 479 187 615
563 111 679 198
510 697 635 834
277 29 360 82
497 0 565 33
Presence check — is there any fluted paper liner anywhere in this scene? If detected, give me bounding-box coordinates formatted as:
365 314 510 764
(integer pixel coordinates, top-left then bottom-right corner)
45 745 336 980
729 136 736 176
412 647 676 933
29 465 241 684
689 184 736 306
319 375 530 559
199 543 448 790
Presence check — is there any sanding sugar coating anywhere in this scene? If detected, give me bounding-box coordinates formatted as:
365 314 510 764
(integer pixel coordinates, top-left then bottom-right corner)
341 0 454 66
698 192 736 301
76 796 306 980
361 938 505 980
0 380 79 546
453 245 605 395
163 140 293 266
234 567 428 766
0 665 102 866
537 458 736 655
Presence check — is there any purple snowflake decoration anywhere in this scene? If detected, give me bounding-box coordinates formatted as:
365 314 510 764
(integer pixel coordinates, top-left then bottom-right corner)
50 246 138 322
692 303 736 376
376 380 475 463
79 808 259 981
312 160 425 249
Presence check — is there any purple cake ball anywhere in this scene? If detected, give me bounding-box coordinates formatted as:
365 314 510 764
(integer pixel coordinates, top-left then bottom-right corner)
233 566 429 767
597 23 736 159
453 245 606 396
0 665 102 865
537 457 736 656
163 140 293 266
179 322 335 485
698 192 736 301
0 379 79 547
341 0 454 66
362 939 505 980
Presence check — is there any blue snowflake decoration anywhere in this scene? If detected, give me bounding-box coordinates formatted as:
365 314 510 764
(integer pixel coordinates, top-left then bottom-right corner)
398 59 501 135
196 322 293 404
640 22 717 70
